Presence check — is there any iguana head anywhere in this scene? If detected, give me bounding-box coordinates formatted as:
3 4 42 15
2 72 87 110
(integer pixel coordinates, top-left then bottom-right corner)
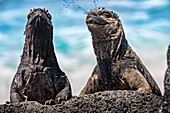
86 8 127 61
25 8 52 36
26 8 52 28
86 7 123 40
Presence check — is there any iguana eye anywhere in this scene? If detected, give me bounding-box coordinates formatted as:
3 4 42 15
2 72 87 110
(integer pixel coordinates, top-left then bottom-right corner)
102 13 111 18
27 9 34 19
45 12 52 20
47 14 52 20
27 13 33 19
27 14 30 19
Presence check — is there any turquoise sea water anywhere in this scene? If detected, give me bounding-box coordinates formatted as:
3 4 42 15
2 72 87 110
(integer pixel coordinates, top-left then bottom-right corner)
0 0 169 103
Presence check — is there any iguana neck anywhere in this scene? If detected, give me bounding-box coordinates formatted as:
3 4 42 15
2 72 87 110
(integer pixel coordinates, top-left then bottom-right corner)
21 26 59 70
92 25 128 63
91 23 128 81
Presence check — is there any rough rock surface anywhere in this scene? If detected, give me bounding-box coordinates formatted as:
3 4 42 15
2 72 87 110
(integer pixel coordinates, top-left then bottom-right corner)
0 90 164 113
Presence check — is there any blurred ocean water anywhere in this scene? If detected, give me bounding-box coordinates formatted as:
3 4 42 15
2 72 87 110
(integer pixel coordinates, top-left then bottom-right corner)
0 0 169 104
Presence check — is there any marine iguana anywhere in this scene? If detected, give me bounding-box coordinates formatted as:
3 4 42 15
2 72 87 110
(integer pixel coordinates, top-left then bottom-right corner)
10 8 72 105
164 45 170 102
80 8 161 96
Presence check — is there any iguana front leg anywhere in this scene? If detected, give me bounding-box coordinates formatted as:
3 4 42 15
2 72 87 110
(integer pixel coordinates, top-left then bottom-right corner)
45 74 72 105
54 76 72 103
10 92 23 103
10 72 27 103
122 68 152 92
79 65 100 96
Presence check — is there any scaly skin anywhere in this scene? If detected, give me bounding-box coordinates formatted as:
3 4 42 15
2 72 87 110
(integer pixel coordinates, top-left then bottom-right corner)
80 8 161 96
10 8 72 105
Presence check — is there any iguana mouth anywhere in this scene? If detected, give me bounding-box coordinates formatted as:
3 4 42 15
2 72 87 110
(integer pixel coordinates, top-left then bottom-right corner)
86 15 108 25
35 16 42 27
28 12 48 27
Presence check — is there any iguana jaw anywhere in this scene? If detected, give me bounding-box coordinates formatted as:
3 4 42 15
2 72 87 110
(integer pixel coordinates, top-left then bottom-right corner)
86 15 108 25
86 12 109 33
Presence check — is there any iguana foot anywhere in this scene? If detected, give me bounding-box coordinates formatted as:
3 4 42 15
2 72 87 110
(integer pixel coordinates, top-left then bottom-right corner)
45 99 55 105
